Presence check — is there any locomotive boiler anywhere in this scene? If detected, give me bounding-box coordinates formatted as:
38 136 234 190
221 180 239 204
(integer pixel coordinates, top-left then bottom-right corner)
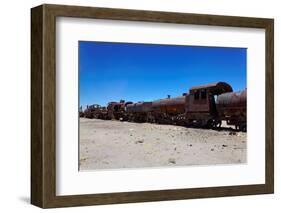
216 89 247 131
126 102 152 122
149 96 186 124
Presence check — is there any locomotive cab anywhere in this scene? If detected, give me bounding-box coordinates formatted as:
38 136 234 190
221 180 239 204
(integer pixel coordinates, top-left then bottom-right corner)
186 82 233 127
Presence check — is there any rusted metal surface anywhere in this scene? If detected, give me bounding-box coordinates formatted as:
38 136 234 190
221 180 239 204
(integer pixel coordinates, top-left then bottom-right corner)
107 102 121 112
107 100 131 120
152 96 185 114
190 82 233 95
126 102 152 122
216 90 246 107
216 90 247 131
186 91 211 113
126 102 152 113
186 82 233 126
84 104 104 119
143 96 186 125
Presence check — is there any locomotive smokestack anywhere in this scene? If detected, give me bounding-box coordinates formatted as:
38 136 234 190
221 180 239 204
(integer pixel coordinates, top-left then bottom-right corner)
167 95 171 99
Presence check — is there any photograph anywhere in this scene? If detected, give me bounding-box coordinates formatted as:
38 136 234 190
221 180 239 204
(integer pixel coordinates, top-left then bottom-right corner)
78 41 247 171
30 3 274 208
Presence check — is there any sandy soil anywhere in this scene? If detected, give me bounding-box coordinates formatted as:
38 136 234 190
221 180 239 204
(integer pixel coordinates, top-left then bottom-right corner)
79 118 246 170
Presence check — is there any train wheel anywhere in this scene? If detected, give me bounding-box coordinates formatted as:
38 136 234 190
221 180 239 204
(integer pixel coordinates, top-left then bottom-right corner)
239 124 247 132
206 119 214 129
211 120 221 129
184 120 192 127
216 120 222 128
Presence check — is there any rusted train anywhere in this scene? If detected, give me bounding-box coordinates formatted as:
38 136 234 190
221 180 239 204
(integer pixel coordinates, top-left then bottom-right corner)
81 82 247 131
83 104 110 120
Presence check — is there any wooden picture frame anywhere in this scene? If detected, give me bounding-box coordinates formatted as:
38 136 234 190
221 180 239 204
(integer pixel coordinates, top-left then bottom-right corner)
31 4 274 208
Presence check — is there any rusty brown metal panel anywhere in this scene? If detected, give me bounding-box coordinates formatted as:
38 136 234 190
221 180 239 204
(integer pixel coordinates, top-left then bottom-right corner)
190 82 233 95
152 96 185 112
127 102 152 113
151 96 185 114
217 90 246 108
216 90 247 126
187 93 211 113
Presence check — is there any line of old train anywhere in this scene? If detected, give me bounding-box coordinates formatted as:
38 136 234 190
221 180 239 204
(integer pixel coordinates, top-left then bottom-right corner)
80 82 247 132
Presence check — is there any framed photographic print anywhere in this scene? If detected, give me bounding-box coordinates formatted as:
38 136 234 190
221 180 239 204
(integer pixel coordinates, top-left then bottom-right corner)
31 4 274 208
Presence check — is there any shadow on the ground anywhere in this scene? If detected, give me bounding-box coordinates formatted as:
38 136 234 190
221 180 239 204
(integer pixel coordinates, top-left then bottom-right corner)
18 196 30 204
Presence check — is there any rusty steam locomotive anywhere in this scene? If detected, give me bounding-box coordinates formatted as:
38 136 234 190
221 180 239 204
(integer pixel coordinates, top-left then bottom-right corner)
81 82 247 131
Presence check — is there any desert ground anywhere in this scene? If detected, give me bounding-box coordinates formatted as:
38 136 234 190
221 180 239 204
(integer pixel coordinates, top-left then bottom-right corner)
79 118 246 171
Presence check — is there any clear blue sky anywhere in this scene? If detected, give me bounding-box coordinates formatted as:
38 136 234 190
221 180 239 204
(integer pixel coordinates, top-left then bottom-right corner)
79 41 246 107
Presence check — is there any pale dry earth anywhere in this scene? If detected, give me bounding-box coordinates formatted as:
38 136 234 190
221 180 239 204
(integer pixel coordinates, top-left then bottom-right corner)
79 118 246 170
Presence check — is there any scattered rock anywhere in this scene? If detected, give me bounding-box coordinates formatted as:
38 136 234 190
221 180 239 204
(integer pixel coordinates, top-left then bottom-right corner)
168 158 176 164
229 132 237 135
135 140 144 144
211 148 214 151
234 147 244 150
222 144 228 147
80 157 87 162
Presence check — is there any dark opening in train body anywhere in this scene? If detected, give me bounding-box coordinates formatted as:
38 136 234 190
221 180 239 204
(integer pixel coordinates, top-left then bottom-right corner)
80 82 247 132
